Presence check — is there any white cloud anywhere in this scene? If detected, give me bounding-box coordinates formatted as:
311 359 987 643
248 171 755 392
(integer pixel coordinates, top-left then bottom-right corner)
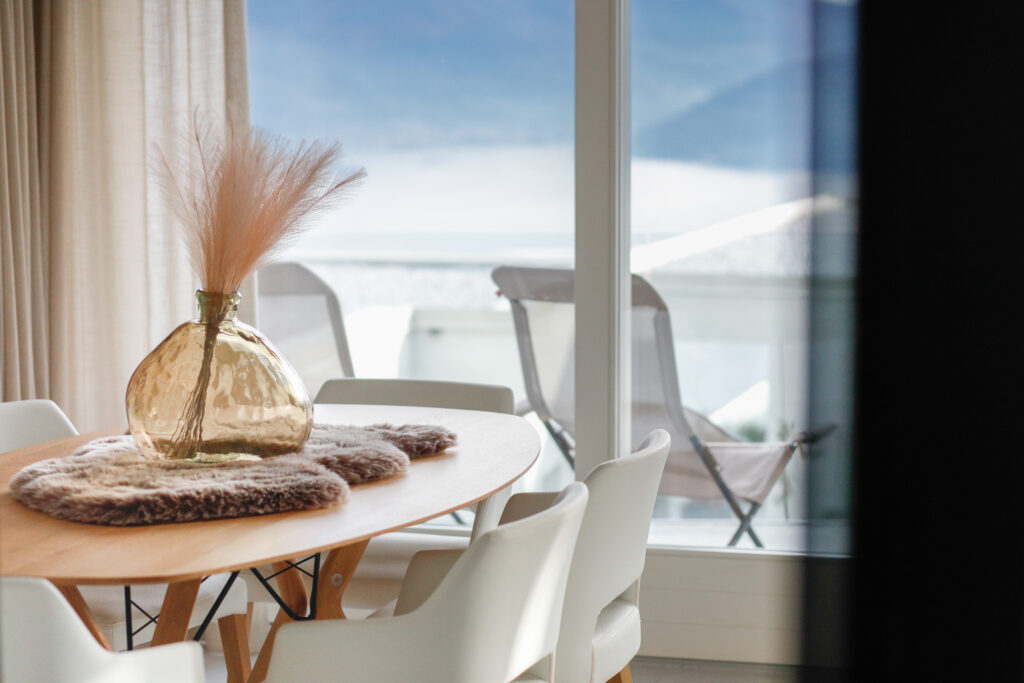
297 144 809 242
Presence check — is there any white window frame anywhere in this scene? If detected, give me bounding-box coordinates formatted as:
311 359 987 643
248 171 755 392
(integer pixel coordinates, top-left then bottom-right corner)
573 2 805 665
574 0 631 476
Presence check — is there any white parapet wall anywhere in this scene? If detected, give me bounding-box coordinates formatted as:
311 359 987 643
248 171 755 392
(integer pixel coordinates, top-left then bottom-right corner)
639 547 804 665
638 546 847 666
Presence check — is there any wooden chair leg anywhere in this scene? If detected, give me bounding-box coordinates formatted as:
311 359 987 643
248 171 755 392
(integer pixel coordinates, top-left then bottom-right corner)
248 606 291 683
608 664 634 683
248 560 308 683
217 613 251 683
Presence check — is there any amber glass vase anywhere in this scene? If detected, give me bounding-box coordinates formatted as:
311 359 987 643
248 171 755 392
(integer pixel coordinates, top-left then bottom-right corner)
126 291 313 462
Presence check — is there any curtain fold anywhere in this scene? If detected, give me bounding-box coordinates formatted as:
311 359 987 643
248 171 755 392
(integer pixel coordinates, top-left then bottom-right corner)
1 0 48 403
1 0 250 432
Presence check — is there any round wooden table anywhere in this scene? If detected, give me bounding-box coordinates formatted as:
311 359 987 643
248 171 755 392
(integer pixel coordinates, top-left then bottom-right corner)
0 404 540 682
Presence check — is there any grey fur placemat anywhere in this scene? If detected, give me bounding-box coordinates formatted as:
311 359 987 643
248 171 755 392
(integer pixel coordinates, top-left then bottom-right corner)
8 423 456 526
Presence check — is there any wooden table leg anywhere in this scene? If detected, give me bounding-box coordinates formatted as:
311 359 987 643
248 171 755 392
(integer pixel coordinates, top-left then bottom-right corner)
316 539 369 620
248 541 371 682
150 578 201 646
249 560 308 683
55 584 113 650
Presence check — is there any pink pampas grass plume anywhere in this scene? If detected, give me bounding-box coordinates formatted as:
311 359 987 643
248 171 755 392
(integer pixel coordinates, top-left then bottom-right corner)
161 118 365 294
152 117 363 460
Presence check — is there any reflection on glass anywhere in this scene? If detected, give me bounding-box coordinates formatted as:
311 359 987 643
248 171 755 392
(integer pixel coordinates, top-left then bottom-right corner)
632 0 857 552
247 1 857 549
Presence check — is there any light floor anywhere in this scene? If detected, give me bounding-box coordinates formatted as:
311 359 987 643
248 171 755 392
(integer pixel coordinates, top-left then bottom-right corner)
628 656 798 682
203 652 799 682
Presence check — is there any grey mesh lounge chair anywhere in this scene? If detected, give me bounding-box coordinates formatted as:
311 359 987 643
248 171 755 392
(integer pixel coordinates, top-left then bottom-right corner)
491 266 832 547
257 261 355 399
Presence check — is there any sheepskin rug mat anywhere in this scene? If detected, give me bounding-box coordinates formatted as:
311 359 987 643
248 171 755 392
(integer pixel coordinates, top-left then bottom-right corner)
9 423 456 526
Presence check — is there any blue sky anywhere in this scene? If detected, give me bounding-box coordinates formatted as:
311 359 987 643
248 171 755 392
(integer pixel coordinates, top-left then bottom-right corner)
247 0 854 243
246 0 827 156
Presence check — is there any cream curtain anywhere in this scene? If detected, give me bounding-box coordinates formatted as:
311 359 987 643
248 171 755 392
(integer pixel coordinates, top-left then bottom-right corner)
1 0 252 432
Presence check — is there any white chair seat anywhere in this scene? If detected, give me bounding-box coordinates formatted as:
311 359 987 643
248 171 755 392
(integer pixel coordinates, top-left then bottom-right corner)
354 532 469 582
79 573 248 651
244 531 469 615
346 531 469 612
366 599 397 619
591 597 642 683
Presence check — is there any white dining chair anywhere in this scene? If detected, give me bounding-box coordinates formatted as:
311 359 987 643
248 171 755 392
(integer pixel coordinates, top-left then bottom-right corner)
0 576 204 683
495 428 671 683
0 400 250 653
263 481 589 683
244 378 516 618
0 398 78 453
315 378 516 539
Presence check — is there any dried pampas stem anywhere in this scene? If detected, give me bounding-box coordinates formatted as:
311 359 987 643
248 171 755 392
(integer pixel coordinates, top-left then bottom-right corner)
159 118 364 460
165 293 229 460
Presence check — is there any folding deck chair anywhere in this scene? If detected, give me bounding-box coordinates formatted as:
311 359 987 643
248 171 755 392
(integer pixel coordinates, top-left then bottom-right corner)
257 261 355 399
491 266 832 547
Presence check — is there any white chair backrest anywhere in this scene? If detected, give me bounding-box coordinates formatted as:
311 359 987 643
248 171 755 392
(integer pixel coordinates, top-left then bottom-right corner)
571 429 669 604
0 577 204 683
0 399 78 453
565 429 669 680
501 429 671 682
417 481 588 682
1 576 107 681
315 378 515 414
257 262 354 398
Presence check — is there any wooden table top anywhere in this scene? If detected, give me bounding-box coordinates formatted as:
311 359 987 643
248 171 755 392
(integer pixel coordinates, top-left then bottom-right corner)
0 404 539 586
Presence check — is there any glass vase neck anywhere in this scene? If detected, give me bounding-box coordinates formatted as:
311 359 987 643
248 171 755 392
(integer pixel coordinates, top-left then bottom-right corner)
197 290 240 324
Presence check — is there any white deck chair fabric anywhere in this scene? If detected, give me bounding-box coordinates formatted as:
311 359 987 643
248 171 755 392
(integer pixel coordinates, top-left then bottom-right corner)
264 482 588 683
257 261 355 399
244 379 516 614
498 429 671 683
0 576 204 683
0 400 248 651
491 266 809 547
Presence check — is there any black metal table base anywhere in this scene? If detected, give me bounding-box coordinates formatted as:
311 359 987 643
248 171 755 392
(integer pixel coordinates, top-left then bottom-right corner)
121 555 320 650
249 553 321 621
